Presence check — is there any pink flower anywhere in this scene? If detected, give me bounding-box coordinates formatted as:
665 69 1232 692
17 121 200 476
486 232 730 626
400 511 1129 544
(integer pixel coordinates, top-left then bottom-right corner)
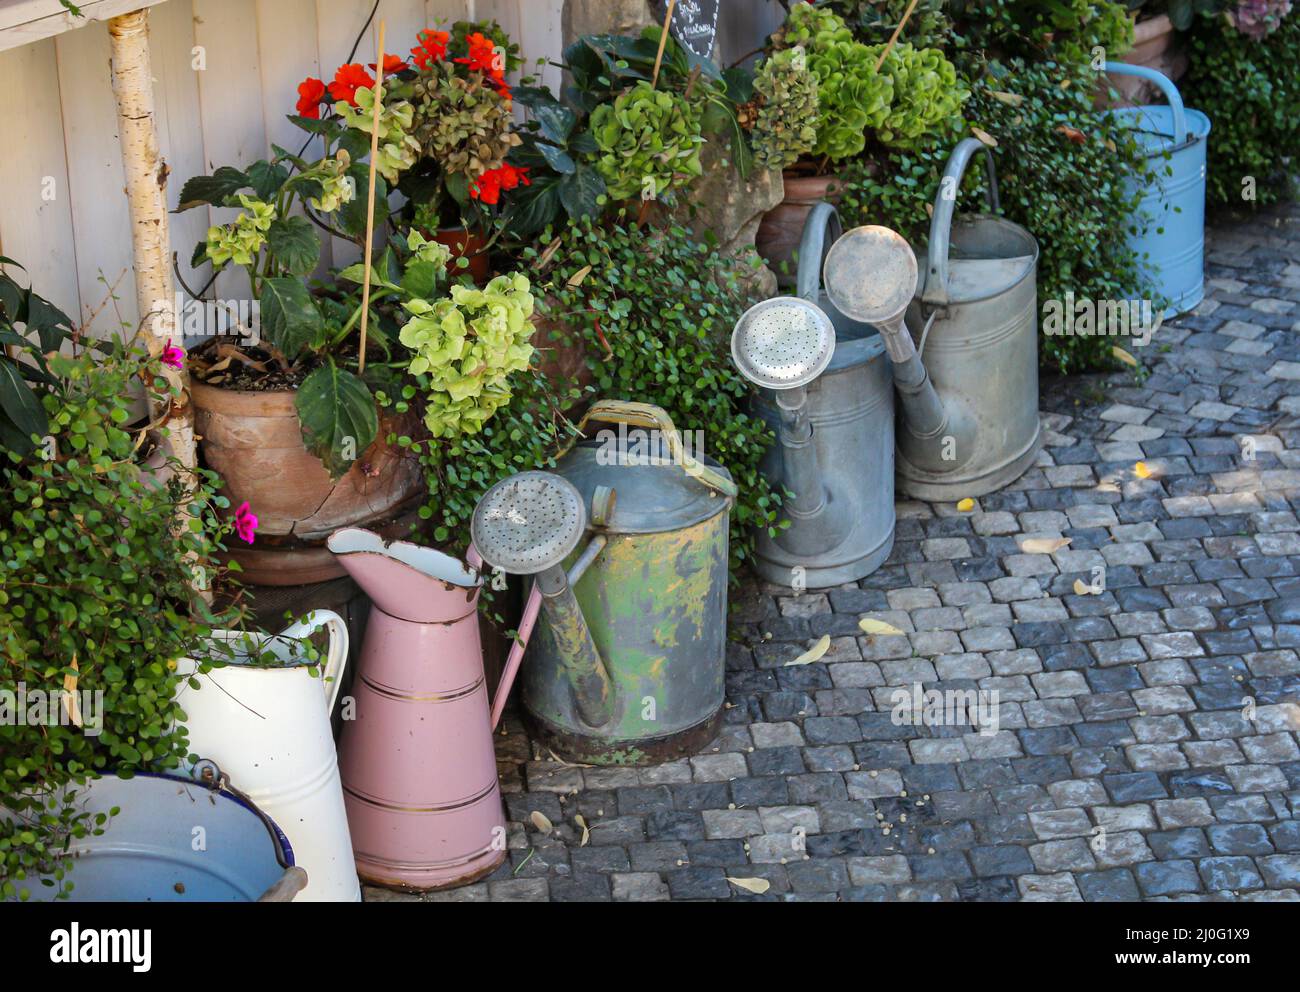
234 501 259 544
161 339 185 370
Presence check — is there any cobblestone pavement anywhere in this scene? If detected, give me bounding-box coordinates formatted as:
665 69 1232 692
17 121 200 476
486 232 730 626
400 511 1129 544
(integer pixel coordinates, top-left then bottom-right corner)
365 204 1300 903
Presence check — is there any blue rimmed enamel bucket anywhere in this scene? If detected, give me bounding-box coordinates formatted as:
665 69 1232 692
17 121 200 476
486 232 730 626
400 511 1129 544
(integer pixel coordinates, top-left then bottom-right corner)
24 765 300 902
1105 62 1211 318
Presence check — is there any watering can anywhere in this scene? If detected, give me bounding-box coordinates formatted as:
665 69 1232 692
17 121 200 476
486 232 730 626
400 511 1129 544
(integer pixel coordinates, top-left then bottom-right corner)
732 203 896 588
175 611 359 901
326 529 535 891
1104 62 1211 317
823 138 1041 501
22 764 304 901
472 401 735 765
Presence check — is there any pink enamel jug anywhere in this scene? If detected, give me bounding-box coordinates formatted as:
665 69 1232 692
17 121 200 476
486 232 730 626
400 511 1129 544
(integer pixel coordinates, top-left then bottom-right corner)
327 528 540 891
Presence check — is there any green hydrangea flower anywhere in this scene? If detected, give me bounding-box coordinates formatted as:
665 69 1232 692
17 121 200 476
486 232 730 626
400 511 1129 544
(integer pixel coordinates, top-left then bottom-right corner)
751 46 821 170
399 273 536 439
406 230 452 271
205 194 276 269
867 43 968 151
337 85 422 184
308 152 355 214
589 81 704 201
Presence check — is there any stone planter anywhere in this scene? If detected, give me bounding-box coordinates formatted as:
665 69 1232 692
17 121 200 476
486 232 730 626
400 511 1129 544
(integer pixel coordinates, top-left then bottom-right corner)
755 171 844 287
191 382 424 585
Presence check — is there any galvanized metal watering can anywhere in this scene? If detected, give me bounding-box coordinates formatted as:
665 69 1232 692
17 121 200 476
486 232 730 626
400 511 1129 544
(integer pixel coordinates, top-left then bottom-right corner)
824 138 1041 501
473 401 735 765
1104 62 1211 317
175 612 358 901
327 529 535 890
734 203 895 588
24 764 304 901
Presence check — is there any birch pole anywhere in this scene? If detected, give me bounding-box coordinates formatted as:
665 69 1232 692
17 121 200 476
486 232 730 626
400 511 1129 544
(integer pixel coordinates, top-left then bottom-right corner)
108 9 197 476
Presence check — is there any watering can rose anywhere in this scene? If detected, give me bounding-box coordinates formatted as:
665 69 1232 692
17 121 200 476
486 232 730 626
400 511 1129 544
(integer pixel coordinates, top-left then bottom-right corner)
399 273 536 438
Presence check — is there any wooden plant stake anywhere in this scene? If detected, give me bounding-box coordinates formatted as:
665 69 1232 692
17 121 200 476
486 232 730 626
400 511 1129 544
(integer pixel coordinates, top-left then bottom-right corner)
357 20 388 377
651 0 677 89
875 0 920 71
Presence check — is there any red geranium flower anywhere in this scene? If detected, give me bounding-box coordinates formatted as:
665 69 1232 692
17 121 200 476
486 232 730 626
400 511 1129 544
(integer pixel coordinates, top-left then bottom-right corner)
456 31 509 93
295 77 326 118
470 163 530 205
329 63 376 107
411 29 449 70
370 53 408 76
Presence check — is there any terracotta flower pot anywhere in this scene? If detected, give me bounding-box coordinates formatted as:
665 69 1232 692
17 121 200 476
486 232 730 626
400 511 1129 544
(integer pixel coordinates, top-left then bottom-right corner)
435 228 492 285
191 382 424 585
755 171 844 287
1105 14 1187 106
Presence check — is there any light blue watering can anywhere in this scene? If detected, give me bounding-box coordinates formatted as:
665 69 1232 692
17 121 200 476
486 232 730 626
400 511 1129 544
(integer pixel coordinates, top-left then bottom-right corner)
1105 62 1212 318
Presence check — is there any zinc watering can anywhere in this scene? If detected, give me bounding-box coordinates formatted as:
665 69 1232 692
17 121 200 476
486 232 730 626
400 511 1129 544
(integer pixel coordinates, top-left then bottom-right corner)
732 203 896 588
1105 62 1211 317
23 764 305 902
326 529 539 891
824 138 1041 501
175 611 358 901
473 401 735 765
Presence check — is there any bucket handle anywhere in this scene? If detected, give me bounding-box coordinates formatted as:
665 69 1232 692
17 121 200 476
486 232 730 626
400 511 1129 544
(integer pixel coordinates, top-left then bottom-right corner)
796 202 843 304
277 610 350 713
923 137 1001 309
1103 62 1188 146
576 400 738 499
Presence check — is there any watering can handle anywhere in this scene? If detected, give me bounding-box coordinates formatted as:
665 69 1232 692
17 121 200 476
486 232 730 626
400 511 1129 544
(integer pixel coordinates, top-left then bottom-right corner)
489 580 544 731
1103 62 1188 144
277 610 350 713
796 202 843 304
923 137 1001 309
577 400 738 499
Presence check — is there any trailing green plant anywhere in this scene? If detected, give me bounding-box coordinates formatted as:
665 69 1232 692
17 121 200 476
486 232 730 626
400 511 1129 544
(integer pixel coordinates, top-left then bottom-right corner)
1182 7 1300 206
749 46 822 170
949 0 1135 63
0 259 75 456
1126 0 1223 30
0 340 248 900
824 0 956 47
589 80 706 201
523 213 782 573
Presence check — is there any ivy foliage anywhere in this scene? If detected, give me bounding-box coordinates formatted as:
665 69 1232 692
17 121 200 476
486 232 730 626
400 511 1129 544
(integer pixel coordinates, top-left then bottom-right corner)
523 215 782 574
0 343 247 900
1182 9 1300 207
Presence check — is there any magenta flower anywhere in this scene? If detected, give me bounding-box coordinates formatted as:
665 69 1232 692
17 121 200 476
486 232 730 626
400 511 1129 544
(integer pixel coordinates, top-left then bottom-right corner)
161 339 186 370
234 501 259 544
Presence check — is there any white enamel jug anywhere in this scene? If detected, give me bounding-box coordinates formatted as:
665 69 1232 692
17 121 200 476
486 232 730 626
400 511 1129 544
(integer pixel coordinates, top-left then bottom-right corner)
174 611 360 902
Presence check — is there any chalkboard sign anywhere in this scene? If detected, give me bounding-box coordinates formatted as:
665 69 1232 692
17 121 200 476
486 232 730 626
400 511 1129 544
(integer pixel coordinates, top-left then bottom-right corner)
655 0 721 62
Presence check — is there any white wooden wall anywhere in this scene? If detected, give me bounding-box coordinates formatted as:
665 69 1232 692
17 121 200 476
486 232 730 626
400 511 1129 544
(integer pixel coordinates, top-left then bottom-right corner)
0 0 565 338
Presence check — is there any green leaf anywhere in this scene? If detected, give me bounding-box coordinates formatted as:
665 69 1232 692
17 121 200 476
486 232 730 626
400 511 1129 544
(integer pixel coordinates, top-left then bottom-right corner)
559 166 606 221
266 216 321 276
337 162 388 238
24 293 73 354
259 277 322 359
247 160 291 200
537 141 577 175
177 166 250 211
0 357 47 441
295 360 378 479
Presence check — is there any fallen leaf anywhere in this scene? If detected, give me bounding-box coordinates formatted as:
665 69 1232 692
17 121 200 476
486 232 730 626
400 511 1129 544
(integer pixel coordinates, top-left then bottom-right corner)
1019 537 1072 554
956 497 975 513
1055 124 1087 145
726 877 771 894
1096 480 1121 493
859 618 905 637
1112 345 1138 367
574 814 590 847
529 811 553 833
567 264 593 287
971 126 998 147
1134 461 1152 479
1072 579 1099 596
786 634 831 666
62 654 82 729
989 90 1023 107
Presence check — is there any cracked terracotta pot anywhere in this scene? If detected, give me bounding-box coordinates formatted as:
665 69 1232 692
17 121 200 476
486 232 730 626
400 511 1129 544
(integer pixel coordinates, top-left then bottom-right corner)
192 382 424 585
